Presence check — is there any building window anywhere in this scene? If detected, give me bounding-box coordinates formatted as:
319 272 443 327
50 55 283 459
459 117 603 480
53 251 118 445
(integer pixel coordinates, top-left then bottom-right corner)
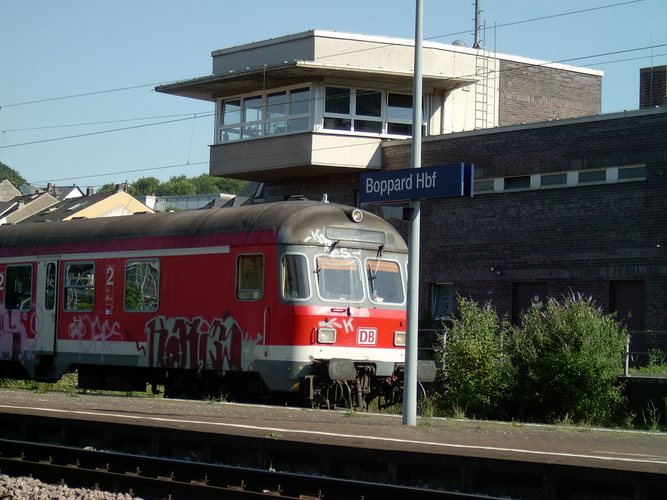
64 262 95 311
474 179 495 193
323 86 423 137
219 86 311 143
618 165 646 180
125 259 159 312
4 265 32 311
431 283 454 321
387 93 414 135
578 169 606 184
237 254 264 300
540 173 567 187
504 175 530 191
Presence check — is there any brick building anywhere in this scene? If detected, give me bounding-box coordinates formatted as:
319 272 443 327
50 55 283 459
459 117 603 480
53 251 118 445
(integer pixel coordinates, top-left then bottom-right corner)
383 107 667 337
157 31 667 337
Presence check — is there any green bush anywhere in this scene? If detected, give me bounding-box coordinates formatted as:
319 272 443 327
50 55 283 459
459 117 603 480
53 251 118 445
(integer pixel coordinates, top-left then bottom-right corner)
436 293 627 426
508 293 627 425
435 297 513 419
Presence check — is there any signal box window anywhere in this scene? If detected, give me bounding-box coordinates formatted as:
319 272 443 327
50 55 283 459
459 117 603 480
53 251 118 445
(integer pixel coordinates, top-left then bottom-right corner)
4 265 33 311
125 259 159 312
237 255 264 300
64 263 95 311
315 257 363 302
281 254 309 300
366 260 404 304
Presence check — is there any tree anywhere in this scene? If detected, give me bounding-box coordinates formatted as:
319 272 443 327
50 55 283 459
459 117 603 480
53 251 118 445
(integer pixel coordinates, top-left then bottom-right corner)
131 177 161 196
0 161 27 187
157 175 196 196
191 174 246 195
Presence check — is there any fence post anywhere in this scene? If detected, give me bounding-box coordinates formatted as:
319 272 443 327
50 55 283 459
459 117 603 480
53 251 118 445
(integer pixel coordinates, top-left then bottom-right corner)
624 333 630 377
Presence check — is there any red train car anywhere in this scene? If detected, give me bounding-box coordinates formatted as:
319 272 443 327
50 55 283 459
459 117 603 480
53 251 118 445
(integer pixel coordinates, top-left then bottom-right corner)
0 201 433 408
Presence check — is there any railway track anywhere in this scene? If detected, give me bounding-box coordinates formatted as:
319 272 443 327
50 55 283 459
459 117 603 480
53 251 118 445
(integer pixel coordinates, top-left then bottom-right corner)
0 439 495 499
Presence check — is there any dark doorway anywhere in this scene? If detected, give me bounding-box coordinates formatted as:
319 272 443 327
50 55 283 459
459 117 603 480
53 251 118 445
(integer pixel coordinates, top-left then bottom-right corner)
512 282 548 325
610 280 646 331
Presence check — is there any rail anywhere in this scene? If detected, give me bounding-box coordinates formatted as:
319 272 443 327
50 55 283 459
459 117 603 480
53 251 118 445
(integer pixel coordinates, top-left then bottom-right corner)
0 438 497 499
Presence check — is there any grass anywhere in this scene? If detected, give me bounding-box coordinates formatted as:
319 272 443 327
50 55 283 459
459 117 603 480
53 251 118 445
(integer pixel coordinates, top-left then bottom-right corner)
0 371 163 399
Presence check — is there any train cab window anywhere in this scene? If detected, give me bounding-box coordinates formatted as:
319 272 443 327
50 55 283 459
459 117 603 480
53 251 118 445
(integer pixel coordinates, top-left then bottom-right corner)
281 254 309 300
64 263 95 311
125 259 159 312
315 256 363 302
366 259 404 304
4 265 33 311
237 254 264 300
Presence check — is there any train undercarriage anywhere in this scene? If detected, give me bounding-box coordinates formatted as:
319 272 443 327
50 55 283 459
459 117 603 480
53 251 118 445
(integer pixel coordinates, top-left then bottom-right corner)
71 358 431 411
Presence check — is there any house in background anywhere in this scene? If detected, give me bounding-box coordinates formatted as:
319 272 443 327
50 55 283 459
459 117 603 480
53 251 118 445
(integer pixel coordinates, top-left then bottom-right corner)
0 179 22 202
17 188 154 223
0 191 59 225
19 183 86 201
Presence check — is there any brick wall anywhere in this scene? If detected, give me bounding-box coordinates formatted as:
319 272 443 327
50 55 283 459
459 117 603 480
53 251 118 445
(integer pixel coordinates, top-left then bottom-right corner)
498 60 601 126
640 65 667 109
383 108 667 330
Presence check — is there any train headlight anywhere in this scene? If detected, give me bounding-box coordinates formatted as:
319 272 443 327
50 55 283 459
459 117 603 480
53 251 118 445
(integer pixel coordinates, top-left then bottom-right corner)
394 330 406 347
317 327 337 344
344 208 364 223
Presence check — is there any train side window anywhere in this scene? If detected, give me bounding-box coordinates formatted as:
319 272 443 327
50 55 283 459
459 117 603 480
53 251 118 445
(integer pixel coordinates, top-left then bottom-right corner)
237 254 264 300
64 262 95 312
4 265 33 311
281 254 309 300
125 259 159 312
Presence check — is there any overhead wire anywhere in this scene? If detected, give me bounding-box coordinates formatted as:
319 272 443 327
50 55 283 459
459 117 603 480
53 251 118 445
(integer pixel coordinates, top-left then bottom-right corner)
3 40 664 153
1 0 659 184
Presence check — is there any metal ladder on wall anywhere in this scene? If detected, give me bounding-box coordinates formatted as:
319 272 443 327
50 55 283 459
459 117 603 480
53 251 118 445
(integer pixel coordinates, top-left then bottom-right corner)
474 48 497 130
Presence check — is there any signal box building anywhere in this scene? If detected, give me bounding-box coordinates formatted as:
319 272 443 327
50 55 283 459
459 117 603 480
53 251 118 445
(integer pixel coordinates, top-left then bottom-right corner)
157 31 666 341
158 30 601 204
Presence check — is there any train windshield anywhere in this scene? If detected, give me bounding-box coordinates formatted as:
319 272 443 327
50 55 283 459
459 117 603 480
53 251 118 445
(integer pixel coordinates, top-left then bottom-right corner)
315 256 364 302
366 259 405 304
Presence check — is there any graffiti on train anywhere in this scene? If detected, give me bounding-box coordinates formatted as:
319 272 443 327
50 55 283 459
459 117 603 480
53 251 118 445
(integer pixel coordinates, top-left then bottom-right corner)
145 314 259 371
0 308 35 361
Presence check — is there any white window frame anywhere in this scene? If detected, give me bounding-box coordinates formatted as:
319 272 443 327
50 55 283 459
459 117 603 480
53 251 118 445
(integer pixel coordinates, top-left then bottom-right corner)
217 85 311 143
321 84 426 138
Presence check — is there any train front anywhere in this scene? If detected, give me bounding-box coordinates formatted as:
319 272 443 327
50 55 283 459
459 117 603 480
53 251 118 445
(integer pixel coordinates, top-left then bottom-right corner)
272 203 434 410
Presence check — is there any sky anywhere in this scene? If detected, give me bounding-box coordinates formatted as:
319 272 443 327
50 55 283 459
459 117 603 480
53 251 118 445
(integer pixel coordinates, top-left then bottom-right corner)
1 0 665 189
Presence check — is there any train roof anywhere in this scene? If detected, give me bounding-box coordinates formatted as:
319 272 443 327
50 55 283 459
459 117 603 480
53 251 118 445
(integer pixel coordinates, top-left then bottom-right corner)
0 201 407 256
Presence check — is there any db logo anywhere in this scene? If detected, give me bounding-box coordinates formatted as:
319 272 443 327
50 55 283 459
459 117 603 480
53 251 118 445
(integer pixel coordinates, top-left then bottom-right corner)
357 328 377 345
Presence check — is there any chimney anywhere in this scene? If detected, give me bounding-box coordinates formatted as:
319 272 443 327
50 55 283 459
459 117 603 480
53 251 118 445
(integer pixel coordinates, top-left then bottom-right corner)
46 182 54 192
640 65 667 109
86 187 95 196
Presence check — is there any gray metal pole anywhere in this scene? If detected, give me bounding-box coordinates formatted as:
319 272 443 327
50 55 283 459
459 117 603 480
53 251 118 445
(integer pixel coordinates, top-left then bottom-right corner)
403 0 423 426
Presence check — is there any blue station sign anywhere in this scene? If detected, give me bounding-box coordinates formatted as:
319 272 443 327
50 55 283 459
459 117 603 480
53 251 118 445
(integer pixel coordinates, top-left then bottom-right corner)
360 163 474 204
